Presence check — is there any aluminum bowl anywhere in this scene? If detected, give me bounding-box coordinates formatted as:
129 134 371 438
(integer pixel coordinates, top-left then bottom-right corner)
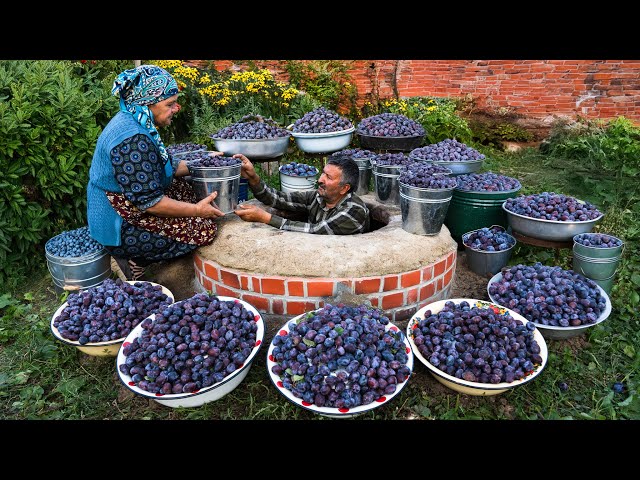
407 298 548 396
50 281 174 357
289 126 355 154
266 309 413 418
116 296 265 408
357 133 424 152
408 153 484 175
210 135 290 160
502 202 604 241
487 271 612 340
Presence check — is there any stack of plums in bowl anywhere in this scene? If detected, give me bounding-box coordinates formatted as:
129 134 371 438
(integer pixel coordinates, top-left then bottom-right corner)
407 298 547 395
487 262 611 339
289 107 354 154
116 293 264 408
503 191 603 241
356 112 425 151
409 139 485 175
50 278 174 356
266 303 413 418
210 114 291 160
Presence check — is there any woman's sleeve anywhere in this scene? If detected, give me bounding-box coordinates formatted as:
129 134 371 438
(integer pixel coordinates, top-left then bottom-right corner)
110 133 166 211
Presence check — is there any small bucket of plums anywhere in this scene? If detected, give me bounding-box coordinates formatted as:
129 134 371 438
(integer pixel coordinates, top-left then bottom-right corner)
462 225 516 277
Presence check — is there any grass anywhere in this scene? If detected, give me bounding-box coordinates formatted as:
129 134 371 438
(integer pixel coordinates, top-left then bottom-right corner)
1 146 639 424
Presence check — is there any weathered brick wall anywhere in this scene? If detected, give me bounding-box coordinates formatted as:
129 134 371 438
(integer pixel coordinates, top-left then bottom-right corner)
190 60 640 124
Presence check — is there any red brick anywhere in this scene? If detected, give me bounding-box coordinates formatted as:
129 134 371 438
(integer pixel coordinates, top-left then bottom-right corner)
381 292 404 310
241 294 269 313
437 277 443 291
446 251 456 269
406 287 418 305
383 275 398 291
434 260 446 277
262 278 285 295
219 269 240 289
421 266 433 282
272 299 284 315
369 297 379 307
240 275 250 291
307 281 334 297
444 268 453 287
202 277 213 292
252 277 261 293
420 283 435 301
193 254 203 273
287 280 304 297
401 270 421 288
286 301 316 316
355 278 381 294
203 262 219 281
216 284 237 298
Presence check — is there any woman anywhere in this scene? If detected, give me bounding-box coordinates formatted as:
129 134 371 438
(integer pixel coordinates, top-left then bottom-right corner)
87 64 225 281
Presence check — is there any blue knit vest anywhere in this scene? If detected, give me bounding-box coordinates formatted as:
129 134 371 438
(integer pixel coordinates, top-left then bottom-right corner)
87 112 171 246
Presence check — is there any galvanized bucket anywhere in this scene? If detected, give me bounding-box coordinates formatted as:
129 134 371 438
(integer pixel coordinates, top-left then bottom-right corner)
46 248 112 295
354 158 372 196
280 172 317 193
238 177 249 203
190 164 241 214
572 237 624 294
462 227 516 277
399 182 455 235
373 164 404 205
445 186 521 246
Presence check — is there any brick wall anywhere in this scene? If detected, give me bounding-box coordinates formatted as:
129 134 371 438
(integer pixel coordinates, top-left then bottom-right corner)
193 250 457 322
190 60 640 124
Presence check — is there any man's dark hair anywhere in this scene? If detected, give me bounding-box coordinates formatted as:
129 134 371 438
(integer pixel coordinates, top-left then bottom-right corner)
326 155 359 194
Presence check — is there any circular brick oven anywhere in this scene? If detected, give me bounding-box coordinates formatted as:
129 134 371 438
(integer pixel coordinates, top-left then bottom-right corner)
193 193 457 322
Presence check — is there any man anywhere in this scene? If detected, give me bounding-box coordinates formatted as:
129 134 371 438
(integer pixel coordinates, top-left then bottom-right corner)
233 154 369 234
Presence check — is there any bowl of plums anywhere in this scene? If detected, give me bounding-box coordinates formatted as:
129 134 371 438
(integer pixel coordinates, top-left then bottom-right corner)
409 139 485 175
50 278 174 356
502 192 604 242
116 293 265 408
356 113 425 151
210 115 291 160
407 298 548 396
487 263 612 340
266 303 413 418
462 225 517 278
288 107 355 154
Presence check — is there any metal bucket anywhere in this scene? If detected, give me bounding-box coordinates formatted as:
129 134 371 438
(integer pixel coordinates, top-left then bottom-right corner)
572 239 623 295
462 228 516 277
46 248 112 295
373 164 404 205
399 182 455 235
190 164 241 214
354 158 372 196
445 187 521 246
280 172 317 193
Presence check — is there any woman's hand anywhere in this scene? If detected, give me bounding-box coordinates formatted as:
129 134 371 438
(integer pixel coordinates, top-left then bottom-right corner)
195 191 225 218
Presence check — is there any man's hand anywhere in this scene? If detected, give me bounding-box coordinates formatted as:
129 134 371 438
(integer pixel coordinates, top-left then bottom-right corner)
234 203 271 224
234 153 260 187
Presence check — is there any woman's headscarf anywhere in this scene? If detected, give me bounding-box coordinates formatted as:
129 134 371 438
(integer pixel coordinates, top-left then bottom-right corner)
112 64 179 169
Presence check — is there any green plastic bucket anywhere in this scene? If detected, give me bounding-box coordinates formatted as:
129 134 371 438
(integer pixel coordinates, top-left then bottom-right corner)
445 186 521 246
572 234 624 294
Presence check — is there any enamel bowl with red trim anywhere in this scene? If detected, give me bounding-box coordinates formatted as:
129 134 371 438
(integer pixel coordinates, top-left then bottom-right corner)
407 298 548 396
266 304 414 418
116 295 264 408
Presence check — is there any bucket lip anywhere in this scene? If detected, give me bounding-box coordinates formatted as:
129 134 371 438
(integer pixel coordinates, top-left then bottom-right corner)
210 135 290 142
572 233 625 250
188 162 242 171
278 165 319 177
288 125 355 138
398 181 456 192
408 154 484 166
502 202 605 225
45 247 108 262
454 185 522 195
461 226 516 253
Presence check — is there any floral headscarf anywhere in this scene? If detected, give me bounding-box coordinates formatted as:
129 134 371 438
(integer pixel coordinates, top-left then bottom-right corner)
112 64 179 168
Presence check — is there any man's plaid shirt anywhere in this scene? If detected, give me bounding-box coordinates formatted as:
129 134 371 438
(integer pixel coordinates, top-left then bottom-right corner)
249 179 370 234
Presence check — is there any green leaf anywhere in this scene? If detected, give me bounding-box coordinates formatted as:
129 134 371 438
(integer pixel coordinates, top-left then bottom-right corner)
302 338 316 347
631 273 640 286
623 344 635 358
